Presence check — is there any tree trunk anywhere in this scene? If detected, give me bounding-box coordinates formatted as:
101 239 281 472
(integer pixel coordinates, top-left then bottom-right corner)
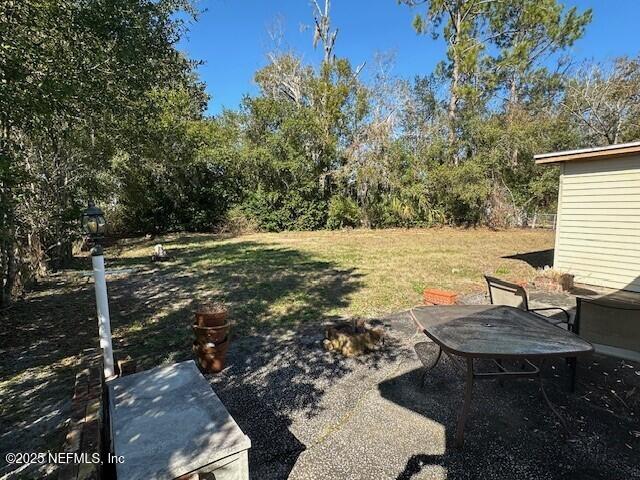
448 10 462 165
0 242 7 307
448 59 459 163
2 237 16 306
508 77 519 166
313 0 337 65
612 114 622 145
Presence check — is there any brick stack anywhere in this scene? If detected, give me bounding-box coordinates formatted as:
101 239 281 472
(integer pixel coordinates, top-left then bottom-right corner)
423 288 458 305
59 349 104 480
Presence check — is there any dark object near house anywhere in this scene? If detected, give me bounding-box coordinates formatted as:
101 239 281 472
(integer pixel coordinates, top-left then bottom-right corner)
575 297 640 363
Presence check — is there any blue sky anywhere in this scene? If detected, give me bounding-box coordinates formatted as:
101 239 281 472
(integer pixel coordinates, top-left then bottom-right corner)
177 1 640 115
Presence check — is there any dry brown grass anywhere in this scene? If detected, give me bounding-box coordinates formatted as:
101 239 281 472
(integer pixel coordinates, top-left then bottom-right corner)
115 227 555 320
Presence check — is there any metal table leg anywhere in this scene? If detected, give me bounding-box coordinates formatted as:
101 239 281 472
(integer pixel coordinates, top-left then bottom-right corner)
416 343 442 385
455 358 474 447
538 360 569 432
445 356 569 447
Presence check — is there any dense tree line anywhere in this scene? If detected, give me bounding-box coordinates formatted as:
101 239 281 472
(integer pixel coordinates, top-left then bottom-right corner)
0 0 213 303
1 0 639 304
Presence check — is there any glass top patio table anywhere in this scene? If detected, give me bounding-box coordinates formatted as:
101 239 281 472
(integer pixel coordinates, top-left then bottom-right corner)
410 304 593 359
410 304 594 447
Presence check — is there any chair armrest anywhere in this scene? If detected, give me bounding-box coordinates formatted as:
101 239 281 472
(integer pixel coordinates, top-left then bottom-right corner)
529 307 571 323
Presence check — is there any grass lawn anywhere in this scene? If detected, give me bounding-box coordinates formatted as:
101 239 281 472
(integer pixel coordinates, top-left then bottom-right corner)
0 227 555 476
112 227 555 328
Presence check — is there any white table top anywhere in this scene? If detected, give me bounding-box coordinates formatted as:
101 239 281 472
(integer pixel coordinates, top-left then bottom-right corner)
109 360 250 479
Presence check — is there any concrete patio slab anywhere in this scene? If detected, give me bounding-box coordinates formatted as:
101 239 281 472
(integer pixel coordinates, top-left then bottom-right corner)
207 311 640 480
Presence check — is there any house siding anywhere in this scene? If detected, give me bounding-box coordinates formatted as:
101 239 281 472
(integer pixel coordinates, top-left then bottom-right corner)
555 155 640 292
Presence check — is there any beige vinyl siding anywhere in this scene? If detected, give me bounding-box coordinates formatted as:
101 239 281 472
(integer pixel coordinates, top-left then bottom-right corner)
555 155 640 293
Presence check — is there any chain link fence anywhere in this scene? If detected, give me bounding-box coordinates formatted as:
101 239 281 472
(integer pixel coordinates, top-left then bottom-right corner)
526 213 557 230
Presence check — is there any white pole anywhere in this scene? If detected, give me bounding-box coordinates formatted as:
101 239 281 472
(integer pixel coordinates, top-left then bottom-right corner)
91 246 115 378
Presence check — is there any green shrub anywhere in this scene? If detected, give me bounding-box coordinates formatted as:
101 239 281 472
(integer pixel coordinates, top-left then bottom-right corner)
222 205 259 235
242 187 327 232
327 195 361 229
380 197 418 227
427 160 491 225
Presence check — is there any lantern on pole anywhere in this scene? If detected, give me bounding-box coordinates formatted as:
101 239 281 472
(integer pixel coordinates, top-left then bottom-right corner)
82 200 114 378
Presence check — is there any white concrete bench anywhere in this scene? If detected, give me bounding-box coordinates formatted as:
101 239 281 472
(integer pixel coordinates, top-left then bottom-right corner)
108 360 250 480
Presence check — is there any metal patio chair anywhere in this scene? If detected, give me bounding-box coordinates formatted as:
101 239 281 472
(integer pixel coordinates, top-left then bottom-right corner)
484 275 572 330
485 275 578 390
571 297 640 389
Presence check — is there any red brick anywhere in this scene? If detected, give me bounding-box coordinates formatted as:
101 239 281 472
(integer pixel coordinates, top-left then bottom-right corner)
423 288 458 305
60 348 104 480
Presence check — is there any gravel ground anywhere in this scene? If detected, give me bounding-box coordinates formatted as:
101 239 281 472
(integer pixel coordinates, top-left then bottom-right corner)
207 311 640 480
2 264 638 479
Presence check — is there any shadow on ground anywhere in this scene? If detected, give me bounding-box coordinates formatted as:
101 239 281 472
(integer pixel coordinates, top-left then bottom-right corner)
2 238 640 479
379 356 640 480
0 238 364 478
206 327 408 479
502 249 554 269
0 279 97 478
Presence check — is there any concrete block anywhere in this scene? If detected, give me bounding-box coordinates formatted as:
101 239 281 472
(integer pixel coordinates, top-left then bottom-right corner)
109 360 251 480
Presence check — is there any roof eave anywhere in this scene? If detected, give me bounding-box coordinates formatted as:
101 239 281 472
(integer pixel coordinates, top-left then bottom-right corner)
534 142 640 165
